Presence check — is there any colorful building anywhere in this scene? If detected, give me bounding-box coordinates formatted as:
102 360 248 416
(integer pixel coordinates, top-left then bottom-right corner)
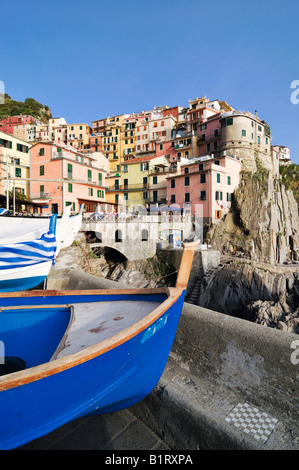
13 124 36 143
0 130 32 211
0 115 38 135
166 154 241 222
30 142 106 215
67 123 92 150
196 113 221 157
119 155 170 210
272 145 291 166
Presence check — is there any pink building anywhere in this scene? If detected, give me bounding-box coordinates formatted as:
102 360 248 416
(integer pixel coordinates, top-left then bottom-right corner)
196 113 221 156
30 142 106 215
166 154 241 222
0 115 38 135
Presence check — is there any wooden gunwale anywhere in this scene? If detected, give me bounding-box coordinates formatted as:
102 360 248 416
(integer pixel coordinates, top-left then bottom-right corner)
0 286 184 392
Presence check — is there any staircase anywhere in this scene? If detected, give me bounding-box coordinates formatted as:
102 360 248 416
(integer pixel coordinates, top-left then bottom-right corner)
187 278 201 305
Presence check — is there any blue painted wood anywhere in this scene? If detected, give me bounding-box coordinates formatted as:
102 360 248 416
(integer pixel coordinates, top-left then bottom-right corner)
0 290 185 449
0 275 47 292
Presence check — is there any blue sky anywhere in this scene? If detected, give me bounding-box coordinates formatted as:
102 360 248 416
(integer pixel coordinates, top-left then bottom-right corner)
1 0 299 163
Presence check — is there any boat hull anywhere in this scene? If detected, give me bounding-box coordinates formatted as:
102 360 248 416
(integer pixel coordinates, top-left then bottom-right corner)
0 261 52 292
0 289 185 449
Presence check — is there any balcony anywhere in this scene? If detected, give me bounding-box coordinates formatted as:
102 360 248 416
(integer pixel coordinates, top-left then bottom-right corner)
31 191 52 200
120 182 149 191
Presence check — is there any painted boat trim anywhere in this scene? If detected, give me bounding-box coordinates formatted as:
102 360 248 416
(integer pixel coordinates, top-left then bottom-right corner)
0 287 184 392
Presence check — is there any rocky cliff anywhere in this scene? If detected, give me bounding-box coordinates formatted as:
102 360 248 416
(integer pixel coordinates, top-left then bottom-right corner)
188 259 299 334
206 171 299 264
190 168 299 334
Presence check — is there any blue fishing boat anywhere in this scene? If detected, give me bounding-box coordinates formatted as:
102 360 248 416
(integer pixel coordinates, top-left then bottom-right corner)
0 240 198 449
0 215 57 292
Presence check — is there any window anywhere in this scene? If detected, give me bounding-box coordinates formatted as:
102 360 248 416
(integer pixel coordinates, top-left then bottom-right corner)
227 176 231 185
123 165 128 173
198 163 204 171
266 137 268 144
153 176 158 184
40 185 44 196
217 173 221 183
171 179 175 188
215 191 223 200
140 162 149 171
89 187 93 196
68 163 73 178
258 125 262 132
184 167 189 174
40 165 44 176
88 169 92 182
39 148 45 156
200 173 206 184
257 136 260 144
15 168 21 178
184 176 190 186
143 191 148 200
170 194 176 203
207 143 210 152
215 210 222 219
115 230 122 242
242 130 246 136
185 193 190 202
68 183 72 193
200 190 206 201
141 229 148 241
159 144 163 150
227 118 233 126
98 173 102 185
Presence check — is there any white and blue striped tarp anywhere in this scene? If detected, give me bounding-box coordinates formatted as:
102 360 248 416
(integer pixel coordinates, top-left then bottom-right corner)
0 231 57 270
0 216 57 270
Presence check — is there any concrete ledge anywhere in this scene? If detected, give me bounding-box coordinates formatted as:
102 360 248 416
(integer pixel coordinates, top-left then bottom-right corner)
47 266 299 450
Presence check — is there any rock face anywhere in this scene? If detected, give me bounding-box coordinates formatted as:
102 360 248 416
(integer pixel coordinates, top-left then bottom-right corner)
189 259 299 334
206 173 299 264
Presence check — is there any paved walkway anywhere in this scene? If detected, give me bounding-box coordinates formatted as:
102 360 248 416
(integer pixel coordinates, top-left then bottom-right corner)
19 410 169 450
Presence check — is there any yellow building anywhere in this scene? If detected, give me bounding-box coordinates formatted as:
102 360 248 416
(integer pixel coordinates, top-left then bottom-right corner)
67 123 92 149
120 155 169 210
102 115 130 172
0 130 32 210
